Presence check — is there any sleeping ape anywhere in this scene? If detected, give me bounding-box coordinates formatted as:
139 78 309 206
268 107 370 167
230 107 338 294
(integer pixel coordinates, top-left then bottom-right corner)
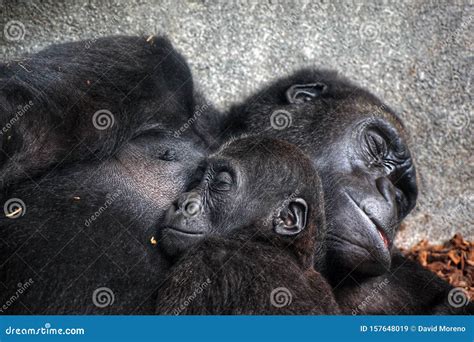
0 36 217 313
1 35 470 314
156 137 338 314
217 69 473 314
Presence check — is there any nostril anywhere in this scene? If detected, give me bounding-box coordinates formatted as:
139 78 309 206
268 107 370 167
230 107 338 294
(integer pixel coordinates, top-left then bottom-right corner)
375 177 395 204
169 201 178 213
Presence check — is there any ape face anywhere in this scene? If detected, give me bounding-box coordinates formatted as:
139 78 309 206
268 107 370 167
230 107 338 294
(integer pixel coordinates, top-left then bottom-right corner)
0 36 212 313
314 113 417 275
0 132 205 313
225 69 418 276
158 137 323 259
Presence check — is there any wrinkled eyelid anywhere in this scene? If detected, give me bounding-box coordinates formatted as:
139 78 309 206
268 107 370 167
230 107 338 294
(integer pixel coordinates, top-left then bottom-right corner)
217 171 233 181
209 159 238 179
132 123 167 139
204 169 214 184
366 132 387 155
368 124 406 153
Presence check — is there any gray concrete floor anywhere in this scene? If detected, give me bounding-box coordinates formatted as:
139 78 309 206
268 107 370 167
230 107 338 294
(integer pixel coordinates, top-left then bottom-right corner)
1 0 472 247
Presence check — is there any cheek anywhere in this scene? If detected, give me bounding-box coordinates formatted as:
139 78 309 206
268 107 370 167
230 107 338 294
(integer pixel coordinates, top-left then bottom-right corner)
208 198 239 233
110 151 193 210
128 164 186 207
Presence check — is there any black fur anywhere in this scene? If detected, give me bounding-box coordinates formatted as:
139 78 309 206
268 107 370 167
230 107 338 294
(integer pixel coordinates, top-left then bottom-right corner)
1 35 471 315
221 68 472 314
337 252 474 315
0 36 214 313
156 137 339 314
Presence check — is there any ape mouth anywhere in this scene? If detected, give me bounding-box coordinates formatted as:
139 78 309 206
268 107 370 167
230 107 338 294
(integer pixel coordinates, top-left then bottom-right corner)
162 225 205 236
373 223 389 248
344 193 391 249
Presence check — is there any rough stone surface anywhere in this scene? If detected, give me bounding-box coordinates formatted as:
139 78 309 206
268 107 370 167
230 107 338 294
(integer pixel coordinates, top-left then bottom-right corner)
1 0 472 247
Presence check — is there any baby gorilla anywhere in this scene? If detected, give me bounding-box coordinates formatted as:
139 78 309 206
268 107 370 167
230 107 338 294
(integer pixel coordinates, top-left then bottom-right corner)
155 137 339 314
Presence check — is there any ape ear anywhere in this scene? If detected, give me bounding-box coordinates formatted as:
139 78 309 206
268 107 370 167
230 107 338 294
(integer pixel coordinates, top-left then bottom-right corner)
285 83 327 104
274 198 308 236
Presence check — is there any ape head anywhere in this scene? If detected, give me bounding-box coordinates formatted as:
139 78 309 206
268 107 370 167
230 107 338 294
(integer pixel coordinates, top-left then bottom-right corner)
224 69 418 276
0 36 210 313
158 137 326 269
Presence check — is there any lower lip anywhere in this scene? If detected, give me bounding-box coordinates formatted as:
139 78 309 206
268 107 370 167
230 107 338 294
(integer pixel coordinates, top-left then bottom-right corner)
376 228 389 248
163 226 204 236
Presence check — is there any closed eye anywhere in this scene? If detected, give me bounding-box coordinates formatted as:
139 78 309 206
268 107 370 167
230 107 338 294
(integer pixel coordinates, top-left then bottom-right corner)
365 132 387 159
210 171 233 192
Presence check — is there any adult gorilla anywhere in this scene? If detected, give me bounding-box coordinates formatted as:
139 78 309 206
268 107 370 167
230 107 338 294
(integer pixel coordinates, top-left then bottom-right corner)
0 36 216 313
218 69 472 314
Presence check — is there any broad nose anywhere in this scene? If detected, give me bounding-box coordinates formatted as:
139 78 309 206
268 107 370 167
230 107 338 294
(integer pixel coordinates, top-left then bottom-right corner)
376 177 396 204
391 164 418 216
375 177 404 222
175 192 202 218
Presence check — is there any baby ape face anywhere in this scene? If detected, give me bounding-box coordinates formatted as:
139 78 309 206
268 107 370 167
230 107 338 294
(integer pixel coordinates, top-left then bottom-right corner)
158 137 322 258
225 69 418 276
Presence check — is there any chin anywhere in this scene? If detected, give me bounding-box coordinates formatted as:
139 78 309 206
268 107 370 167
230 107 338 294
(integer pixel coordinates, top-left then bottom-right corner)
327 238 391 277
325 194 396 276
326 215 393 277
350 247 392 276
